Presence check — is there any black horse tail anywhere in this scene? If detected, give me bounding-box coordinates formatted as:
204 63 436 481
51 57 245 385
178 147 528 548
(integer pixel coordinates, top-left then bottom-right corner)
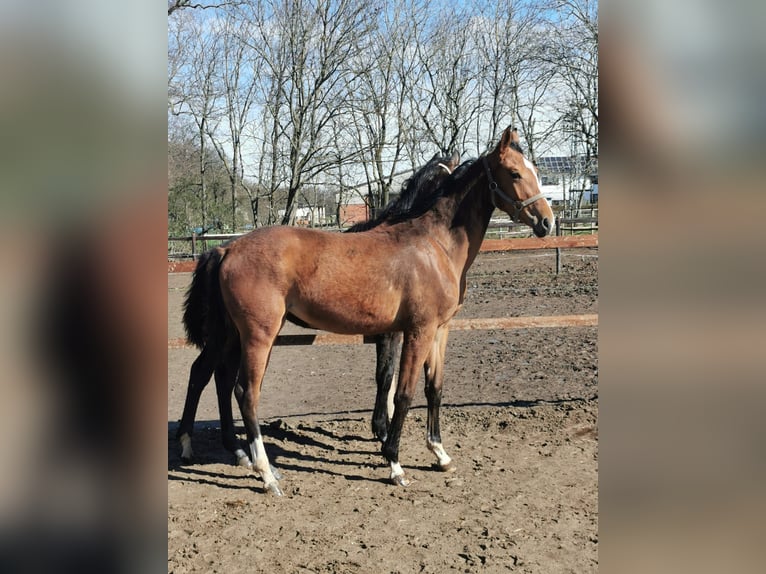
182 247 227 349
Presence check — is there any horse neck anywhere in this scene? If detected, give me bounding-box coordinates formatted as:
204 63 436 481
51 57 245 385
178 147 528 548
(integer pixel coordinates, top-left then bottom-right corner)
429 160 495 275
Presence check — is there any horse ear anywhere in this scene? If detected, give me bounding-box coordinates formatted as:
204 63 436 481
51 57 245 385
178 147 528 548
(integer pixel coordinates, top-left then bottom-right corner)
450 151 460 165
499 127 522 151
500 126 513 149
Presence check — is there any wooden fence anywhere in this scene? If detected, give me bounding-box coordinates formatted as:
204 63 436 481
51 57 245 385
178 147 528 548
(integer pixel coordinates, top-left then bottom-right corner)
168 234 597 273
168 314 597 349
168 210 597 260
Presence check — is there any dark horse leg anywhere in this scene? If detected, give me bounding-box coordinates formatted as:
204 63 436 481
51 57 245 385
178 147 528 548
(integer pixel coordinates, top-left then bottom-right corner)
215 345 252 467
424 325 455 472
177 345 217 463
177 342 251 466
371 332 402 443
382 325 437 486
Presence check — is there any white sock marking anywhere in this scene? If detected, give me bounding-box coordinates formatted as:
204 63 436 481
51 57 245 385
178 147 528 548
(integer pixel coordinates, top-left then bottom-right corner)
252 436 278 486
180 433 193 459
428 441 452 467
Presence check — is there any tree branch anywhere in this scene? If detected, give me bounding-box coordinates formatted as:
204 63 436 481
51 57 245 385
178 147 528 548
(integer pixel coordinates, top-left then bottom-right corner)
168 1 245 17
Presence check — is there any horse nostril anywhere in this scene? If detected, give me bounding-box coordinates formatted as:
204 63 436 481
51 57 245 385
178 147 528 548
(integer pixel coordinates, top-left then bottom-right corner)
542 217 551 232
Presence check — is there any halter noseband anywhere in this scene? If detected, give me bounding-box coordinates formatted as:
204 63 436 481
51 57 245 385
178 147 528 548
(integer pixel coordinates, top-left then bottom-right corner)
437 162 453 175
481 156 545 223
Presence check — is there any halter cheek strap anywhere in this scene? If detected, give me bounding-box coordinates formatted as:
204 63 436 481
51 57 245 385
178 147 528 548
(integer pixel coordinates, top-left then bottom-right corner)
481 156 545 223
437 162 453 175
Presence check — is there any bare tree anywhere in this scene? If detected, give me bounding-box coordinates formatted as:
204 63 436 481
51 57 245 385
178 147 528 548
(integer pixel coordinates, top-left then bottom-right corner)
196 11 261 232
243 1 290 225
471 0 544 152
246 0 375 225
546 0 598 158
545 0 598 207
512 25 563 161
327 118 352 226
168 120 231 235
167 0 598 231
345 0 434 212
412 6 480 155
168 12 223 231
168 0 246 16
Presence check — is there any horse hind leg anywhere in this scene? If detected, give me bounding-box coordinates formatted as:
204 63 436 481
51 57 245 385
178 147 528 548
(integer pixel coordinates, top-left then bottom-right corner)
215 345 251 468
177 345 217 463
236 331 284 496
232 378 282 479
371 332 401 443
424 325 455 473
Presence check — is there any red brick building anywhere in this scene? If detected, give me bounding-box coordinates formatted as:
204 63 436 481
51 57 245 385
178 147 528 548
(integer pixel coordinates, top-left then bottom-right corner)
339 203 370 227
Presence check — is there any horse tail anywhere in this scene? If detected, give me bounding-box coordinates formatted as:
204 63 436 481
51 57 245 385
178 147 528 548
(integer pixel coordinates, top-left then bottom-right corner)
182 247 227 349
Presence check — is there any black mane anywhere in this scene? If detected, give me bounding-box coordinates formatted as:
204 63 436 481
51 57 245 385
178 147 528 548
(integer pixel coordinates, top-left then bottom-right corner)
346 153 455 233
382 158 478 225
381 139 527 225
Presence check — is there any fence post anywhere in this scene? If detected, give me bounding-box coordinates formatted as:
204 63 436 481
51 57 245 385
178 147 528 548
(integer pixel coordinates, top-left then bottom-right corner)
555 217 561 275
191 233 197 259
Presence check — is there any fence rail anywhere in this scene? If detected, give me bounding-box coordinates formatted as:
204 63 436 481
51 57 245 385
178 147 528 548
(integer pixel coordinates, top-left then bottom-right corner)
168 313 597 349
168 234 598 273
168 209 598 260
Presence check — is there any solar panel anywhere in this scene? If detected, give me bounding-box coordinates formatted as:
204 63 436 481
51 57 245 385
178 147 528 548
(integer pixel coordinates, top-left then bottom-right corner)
536 155 596 176
537 157 572 173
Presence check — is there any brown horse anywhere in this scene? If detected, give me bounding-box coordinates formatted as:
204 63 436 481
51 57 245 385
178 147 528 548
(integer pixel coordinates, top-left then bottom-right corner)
176 152 460 466
216 127 552 495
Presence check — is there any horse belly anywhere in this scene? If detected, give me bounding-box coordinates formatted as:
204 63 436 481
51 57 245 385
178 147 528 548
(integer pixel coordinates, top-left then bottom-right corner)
287 283 402 335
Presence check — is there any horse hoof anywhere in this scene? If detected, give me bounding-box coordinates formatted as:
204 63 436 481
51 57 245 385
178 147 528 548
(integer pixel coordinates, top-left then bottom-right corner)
390 474 411 487
264 482 283 497
236 453 253 468
438 461 457 473
179 434 194 463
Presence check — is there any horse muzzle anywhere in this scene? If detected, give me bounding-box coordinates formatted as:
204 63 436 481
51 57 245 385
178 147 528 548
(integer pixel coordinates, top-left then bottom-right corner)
532 216 552 238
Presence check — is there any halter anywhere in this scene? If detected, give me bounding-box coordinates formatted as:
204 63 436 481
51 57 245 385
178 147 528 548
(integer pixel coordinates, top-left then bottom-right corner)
437 162 453 175
481 156 545 223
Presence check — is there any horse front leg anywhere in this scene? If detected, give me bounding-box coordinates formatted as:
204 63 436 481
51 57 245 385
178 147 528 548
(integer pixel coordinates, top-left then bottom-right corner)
382 326 436 486
424 324 455 472
177 345 217 463
371 332 401 443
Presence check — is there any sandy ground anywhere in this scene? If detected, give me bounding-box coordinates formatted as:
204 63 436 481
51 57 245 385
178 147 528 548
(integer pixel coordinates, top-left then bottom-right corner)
168 248 598 573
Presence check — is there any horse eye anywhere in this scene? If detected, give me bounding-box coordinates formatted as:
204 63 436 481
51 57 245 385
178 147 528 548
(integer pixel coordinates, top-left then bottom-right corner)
511 172 522 180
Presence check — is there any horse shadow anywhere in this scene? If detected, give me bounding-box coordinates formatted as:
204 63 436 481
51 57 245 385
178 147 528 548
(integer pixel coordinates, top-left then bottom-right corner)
167 418 390 489
168 397 597 490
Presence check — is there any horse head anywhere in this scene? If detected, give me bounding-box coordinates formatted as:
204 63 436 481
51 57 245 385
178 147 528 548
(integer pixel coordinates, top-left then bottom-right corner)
486 127 554 238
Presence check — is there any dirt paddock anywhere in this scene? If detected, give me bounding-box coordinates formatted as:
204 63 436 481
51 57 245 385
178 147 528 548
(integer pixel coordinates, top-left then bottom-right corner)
168 248 598 573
